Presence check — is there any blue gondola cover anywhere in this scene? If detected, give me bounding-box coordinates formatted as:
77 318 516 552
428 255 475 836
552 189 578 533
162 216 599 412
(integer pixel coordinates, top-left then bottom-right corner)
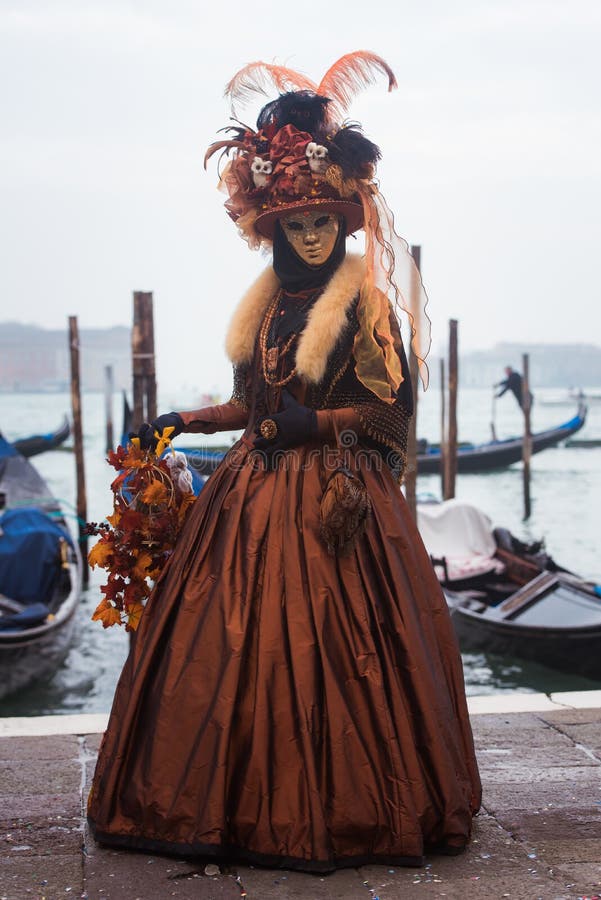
0 508 71 606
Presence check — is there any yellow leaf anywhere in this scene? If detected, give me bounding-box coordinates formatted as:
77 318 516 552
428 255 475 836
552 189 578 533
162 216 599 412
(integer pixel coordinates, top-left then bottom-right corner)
88 539 114 570
92 599 122 628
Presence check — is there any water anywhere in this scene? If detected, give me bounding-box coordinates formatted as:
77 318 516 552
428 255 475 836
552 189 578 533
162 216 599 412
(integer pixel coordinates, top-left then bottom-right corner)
1 387 600 717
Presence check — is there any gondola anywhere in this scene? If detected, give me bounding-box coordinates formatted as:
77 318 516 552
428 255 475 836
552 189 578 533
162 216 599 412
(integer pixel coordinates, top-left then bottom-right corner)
417 499 601 680
417 402 587 474
0 434 81 701
136 402 588 480
12 415 71 458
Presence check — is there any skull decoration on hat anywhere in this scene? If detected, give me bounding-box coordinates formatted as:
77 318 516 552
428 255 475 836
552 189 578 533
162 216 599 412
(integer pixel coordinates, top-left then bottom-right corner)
205 51 432 400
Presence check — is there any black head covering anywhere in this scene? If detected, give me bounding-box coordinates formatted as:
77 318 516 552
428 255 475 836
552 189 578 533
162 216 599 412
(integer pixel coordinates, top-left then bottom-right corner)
272 216 347 293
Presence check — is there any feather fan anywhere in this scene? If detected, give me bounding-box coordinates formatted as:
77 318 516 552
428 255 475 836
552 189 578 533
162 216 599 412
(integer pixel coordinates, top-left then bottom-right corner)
317 51 397 120
225 62 317 115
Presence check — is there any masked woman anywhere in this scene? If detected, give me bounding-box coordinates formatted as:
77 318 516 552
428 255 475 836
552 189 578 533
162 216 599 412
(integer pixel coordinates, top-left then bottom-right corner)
88 53 481 872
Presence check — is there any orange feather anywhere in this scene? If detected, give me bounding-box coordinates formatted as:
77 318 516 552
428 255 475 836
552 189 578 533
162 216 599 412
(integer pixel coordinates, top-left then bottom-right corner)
225 62 317 114
317 51 398 120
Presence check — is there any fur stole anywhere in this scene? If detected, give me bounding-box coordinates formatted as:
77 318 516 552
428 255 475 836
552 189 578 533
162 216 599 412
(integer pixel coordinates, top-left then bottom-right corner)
225 254 365 385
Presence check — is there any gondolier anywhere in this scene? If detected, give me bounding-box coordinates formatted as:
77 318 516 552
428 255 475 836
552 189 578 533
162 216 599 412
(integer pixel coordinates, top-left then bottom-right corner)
495 365 533 410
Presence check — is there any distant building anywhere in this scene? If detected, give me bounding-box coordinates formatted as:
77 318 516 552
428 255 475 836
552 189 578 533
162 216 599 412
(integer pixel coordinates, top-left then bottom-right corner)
425 343 601 390
0 322 131 392
2 325 600 393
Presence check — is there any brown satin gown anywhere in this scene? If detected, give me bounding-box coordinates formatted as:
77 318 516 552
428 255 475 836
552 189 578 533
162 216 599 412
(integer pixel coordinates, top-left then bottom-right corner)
88 312 481 872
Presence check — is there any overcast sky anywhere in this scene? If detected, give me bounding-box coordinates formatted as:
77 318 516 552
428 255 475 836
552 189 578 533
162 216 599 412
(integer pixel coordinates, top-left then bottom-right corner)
1 0 599 395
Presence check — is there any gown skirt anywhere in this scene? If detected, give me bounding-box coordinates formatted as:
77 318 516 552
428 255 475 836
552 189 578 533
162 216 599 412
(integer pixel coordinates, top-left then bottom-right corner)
87 439 482 871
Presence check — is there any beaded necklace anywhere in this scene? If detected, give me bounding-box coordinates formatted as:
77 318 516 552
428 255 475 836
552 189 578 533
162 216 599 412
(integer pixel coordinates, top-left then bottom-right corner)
259 291 300 388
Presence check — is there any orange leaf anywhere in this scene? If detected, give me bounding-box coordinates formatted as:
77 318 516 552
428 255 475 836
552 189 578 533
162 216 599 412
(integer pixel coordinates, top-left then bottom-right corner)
122 444 146 469
141 479 169 506
88 538 114 570
106 510 121 528
131 550 153 579
125 602 144 631
92 599 122 628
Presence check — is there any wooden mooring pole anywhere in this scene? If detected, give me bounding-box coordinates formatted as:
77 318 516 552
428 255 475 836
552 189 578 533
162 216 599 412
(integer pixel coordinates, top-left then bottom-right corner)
440 357 446 499
522 353 532 519
104 364 114 454
404 245 421 521
443 319 459 500
132 292 157 428
68 316 89 584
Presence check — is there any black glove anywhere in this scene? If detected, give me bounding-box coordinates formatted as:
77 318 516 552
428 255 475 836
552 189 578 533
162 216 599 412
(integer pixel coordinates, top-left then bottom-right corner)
131 412 184 450
254 391 317 457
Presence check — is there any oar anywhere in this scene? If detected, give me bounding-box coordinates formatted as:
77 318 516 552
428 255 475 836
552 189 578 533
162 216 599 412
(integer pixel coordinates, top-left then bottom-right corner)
490 391 498 441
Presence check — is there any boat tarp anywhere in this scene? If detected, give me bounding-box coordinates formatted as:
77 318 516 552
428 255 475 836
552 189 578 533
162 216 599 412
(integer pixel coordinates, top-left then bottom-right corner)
0 508 70 606
0 436 56 509
0 601 51 632
417 500 505 582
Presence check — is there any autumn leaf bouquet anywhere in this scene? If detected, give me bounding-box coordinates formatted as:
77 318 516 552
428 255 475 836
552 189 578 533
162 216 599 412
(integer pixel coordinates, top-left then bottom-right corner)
87 431 196 631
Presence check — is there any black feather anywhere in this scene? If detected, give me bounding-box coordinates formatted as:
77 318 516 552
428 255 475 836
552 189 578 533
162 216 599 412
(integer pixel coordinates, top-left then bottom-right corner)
328 125 381 178
217 124 248 142
256 91 330 137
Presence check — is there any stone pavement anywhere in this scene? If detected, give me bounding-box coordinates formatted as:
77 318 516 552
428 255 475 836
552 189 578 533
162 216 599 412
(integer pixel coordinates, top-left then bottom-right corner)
1 694 601 900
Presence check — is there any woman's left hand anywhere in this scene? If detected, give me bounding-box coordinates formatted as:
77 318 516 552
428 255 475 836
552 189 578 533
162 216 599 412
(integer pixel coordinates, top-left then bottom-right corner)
254 391 317 456
131 412 184 450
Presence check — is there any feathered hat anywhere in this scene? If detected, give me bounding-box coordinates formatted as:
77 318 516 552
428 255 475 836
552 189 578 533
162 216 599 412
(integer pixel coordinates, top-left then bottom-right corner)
206 52 431 396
